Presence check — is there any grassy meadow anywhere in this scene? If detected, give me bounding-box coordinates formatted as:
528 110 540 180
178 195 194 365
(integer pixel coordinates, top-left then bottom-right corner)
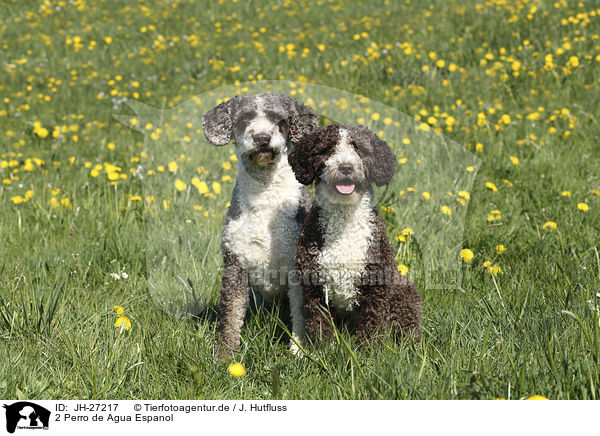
1 0 600 400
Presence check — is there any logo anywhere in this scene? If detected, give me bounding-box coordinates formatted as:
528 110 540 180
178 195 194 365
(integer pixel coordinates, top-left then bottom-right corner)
3 402 50 434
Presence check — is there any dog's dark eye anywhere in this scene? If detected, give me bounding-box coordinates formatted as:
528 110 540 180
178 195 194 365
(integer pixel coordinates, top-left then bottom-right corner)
353 139 371 154
278 118 289 132
237 111 256 123
266 111 287 125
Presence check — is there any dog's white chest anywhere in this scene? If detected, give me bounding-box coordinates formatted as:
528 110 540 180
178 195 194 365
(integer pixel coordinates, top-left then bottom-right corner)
222 167 303 297
317 198 374 311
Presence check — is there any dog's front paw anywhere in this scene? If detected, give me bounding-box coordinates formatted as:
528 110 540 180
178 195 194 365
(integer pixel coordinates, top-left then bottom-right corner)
289 341 301 356
289 334 304 357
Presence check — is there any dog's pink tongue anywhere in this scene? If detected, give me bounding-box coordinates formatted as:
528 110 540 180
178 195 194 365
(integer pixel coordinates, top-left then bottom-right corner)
336 184 355 195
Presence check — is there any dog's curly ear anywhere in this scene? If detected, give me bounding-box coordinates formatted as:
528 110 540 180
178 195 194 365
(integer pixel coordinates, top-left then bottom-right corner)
368 132 396 186
288 99 319 145
201 98 235 146
288 128 322 185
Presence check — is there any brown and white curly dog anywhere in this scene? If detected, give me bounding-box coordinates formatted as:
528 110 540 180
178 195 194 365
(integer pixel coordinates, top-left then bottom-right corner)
288 124 423 343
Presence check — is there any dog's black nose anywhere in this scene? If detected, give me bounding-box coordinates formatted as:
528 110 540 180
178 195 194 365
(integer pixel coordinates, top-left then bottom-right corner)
253 134 271 146
338 163 354 175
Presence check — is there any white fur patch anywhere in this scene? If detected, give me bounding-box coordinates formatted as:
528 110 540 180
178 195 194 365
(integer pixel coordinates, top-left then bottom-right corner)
316 128 375 312
317 193 375 312
222 157 302 299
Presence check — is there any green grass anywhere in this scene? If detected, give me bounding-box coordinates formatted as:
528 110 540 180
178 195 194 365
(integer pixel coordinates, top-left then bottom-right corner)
1 0 600 399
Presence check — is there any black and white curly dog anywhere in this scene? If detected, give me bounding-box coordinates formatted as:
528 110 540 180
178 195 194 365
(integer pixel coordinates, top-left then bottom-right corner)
202 94 318 359
288 124 423 343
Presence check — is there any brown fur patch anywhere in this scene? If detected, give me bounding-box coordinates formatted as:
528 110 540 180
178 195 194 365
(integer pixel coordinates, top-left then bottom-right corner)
289 124 396 187
288 124 341 185
296 206 422 343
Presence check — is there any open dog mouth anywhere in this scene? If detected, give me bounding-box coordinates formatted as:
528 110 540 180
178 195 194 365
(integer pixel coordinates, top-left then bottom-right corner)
332 177 358 195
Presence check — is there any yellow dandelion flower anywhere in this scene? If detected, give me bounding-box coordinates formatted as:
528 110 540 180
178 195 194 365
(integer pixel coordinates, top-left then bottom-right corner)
488 265 503 275
488 209 502 222
482 261 492 269
33 123 49 138
401 227 414 236
22 160 34 171
212 182 222 194
496 244 506 254
422 192 431 200
525 395 549 400
485 182 498 192
113 305 125 316
566 56 579 68
11 195 25 204
228 362 246 378
175 179 187 192
192 178 209 194
397 265 409 275
542 221 557 230
458 191 470 200
114 316 132 331
441 205 452 216
510 156 519 165
561 190 571 197
460 249 474 262
168 161 179 173
222 161 232 171
577 202 589 212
